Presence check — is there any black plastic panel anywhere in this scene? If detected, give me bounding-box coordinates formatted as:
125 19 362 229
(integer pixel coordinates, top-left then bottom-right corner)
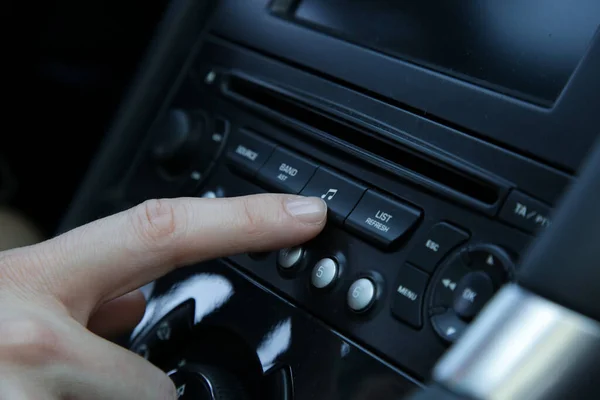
196 38 572 207
212 0 600 172
291 0 600 106
195 143 532 380
57 0 600 394
130 260 421 399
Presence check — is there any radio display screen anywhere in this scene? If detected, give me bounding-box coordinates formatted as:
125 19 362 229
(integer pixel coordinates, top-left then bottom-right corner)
293 0 600 106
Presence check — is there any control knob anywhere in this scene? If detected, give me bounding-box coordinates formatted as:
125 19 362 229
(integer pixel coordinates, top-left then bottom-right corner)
168 364 248 400
151 108 205 177
429 243 515 343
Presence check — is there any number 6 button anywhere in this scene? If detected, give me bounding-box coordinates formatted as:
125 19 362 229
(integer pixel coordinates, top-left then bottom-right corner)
311 258 339 289
347 278 377 312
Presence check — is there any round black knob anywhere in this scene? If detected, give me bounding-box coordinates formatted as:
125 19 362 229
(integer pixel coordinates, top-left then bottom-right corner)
151 108 204 176
168 364 248 400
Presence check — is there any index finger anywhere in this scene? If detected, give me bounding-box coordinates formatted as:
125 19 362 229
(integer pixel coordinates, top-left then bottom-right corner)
1 194 327 321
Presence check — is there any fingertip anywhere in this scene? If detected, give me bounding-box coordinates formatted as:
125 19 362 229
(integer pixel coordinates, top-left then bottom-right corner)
284 196 328 226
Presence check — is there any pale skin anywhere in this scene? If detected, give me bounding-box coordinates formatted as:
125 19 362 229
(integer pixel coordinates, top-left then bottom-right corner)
0 194 327 399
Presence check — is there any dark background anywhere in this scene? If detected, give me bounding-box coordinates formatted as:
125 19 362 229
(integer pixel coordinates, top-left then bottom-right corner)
2 0 167 235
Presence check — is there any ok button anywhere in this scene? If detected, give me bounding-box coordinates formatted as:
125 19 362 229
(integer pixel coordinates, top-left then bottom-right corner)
453 271 495 320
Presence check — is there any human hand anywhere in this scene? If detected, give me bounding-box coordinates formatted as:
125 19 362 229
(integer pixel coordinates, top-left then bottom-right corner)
0 194 326 399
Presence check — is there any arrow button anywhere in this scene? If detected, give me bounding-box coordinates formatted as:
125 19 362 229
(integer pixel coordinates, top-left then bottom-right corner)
432 258 471 309
431 309 468 343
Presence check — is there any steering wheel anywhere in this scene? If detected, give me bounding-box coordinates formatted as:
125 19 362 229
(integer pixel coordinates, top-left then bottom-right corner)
408 138 600 399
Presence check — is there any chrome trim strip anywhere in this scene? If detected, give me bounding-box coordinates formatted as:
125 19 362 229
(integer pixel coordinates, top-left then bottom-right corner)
434 284 600 400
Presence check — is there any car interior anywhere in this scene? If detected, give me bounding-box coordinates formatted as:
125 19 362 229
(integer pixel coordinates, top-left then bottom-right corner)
3 1 600 398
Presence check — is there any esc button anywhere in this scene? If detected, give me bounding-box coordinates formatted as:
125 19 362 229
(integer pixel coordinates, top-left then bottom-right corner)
407 222 469 273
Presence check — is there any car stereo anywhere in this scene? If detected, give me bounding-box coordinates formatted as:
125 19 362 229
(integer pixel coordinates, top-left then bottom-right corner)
115 42 561 379
58 0 600 396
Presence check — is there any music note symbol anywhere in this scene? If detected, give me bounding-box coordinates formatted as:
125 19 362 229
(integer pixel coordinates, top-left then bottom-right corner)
321 188 338 201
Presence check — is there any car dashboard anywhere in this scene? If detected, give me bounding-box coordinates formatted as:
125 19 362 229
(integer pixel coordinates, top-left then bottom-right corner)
58 1 600 398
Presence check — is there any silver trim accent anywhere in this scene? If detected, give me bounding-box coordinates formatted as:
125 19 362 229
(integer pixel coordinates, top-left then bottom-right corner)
434 284 600 400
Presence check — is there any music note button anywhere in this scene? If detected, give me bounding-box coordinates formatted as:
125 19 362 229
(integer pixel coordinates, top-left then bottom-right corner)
321 188 338 201
301 167 366 222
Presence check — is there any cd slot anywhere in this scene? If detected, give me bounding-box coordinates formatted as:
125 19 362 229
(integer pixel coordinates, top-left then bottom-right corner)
222 73 505 209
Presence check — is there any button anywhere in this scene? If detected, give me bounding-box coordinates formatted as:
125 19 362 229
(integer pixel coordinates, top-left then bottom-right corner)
168 370 212 399
200 115 229 160
453 271 495 320
257 148 318 193
391 264 429 328
464 244 513 286
277 247 304 269
130 303 193 361
135 344 150 360
431 309 468 343
262 366 293 400
431 256 471 308
407 222 469 273
347 278 376 312
226 130 276 176
311 258 339 289
499 190 552 234
300 167 366 222
345 190 421 248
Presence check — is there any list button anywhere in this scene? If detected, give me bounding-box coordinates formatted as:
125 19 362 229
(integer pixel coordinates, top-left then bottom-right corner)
345 190 422 248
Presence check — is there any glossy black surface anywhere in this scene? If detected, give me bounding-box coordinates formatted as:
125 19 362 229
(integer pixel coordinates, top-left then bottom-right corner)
131 261 421 400
292 0 600 106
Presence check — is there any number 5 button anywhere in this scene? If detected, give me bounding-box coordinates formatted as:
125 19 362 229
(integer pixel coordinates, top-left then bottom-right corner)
311 258 339 289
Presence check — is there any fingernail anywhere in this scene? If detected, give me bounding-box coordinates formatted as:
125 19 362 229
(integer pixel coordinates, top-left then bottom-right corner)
285 196 327 224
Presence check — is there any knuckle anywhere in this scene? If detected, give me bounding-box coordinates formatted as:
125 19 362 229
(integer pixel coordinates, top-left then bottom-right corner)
130 199 187 248
0 317 66 366
238 197 267 239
